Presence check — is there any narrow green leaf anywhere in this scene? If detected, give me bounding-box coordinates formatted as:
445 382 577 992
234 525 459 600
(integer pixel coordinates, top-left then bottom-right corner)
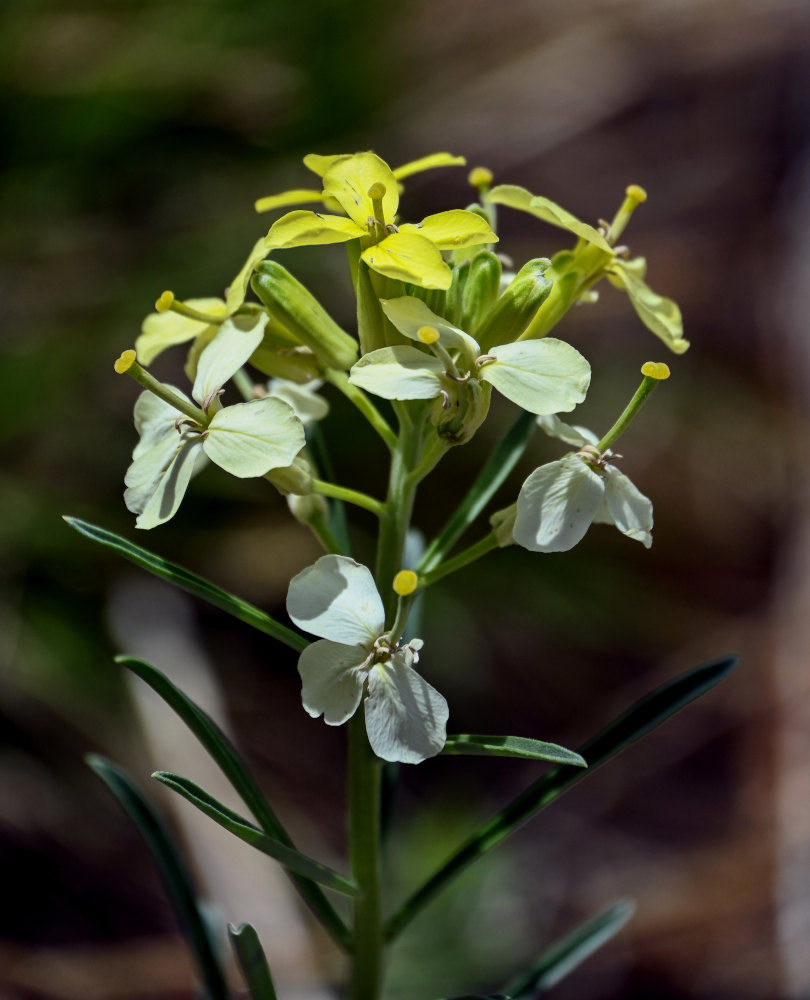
154 771 359 897
503 899 635 996
86 756 229 1000
419 410 536 572
63 517 308 652
228 923 278 1000
443 735 586 767
117 655 351 950
386 655 738 940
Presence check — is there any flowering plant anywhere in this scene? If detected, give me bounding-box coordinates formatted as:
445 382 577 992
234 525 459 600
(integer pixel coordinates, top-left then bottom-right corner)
69 150 735 1000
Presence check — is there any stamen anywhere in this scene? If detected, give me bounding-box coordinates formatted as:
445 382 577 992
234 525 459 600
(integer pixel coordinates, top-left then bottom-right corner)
641 361 671 380
475 354 496 367
439 389 451 410
417 325 440 345
114 349 137 374
367 182 386 201
155 290 174 313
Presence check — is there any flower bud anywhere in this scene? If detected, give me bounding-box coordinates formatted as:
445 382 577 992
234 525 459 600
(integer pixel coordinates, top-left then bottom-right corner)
249 318 323 383
476 258 553 351
252 261 359 371
431 378 491 446
462 250 501 334
265 455 314 496
287 491 329 524
489 503 517 547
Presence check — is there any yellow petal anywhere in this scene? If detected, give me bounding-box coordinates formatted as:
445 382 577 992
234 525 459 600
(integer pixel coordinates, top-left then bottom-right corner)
136 298 226 366
265 210 366 249
255 189 327 213
322 152 399 228
392 153 466 181
400 209 498 250
361 232 452 290
303 153 352 177
488 184 613 253
225 236 274 315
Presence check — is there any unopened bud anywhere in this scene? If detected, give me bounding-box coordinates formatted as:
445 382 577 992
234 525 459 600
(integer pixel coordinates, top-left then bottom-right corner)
287 491 329 524
462 250 501 334
490 504 517 547
265 455 313 496
476 258 553 350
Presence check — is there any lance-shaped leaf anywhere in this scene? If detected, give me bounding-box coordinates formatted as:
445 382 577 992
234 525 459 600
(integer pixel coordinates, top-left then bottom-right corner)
350 346 445 400
400 209 497 250
478 339 591 415
154 771 359 896
503 899 635 997
136 298 226 366
113 656 350 947
64 518 308 651
443 735 586 766
229 922 278 1000
87 756 229 1000
362 231 453 289
608 260 689 354
385 654 738 940
488 185 613 253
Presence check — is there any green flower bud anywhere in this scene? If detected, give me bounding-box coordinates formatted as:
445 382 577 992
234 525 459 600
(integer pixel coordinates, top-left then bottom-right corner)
476 258 553 351
431 377 491 446
489 503 517 547
252 261 359 371
462 250 501 334
249 319 323 383
445 258 471 326
287 491 329 523
265 455 313 496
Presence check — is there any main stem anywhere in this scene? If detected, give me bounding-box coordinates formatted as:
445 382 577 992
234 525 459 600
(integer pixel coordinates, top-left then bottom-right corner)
349 409 423 1000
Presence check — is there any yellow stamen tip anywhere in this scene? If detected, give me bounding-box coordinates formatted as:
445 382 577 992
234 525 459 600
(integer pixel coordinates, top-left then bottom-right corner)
641 361 670 380
468 166 493 189
626 184 647 203
114 349 137 374
155 290 174 312
417 325 440 345
367 182 386 200
393 569 418 597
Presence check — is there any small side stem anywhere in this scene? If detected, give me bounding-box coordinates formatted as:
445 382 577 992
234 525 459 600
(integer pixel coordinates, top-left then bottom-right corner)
418 533 498 589
311 480 385 518
308 511 343 554
596 374 660 454
325 371 397 451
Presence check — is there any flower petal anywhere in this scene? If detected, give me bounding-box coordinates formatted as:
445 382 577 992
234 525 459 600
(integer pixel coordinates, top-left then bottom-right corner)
297 639 367 725
361 232 452 289
204 397 305 478
287 555 385 645
349 346 445 400
136 298 227 366
513 455 605 552
265 210 365 250
322 152 399 228
603 464 653 548
392 153 466 180
303 153 351 177
380 295 480 362
536 413 598 448
399 209 497 250
608 261 689 354
255 189 327 213
479 339 591 415
488 185 613 253
365 649 448 764
225 236 274 315
192 314 268 409
267 379 329 425
126 435 204 530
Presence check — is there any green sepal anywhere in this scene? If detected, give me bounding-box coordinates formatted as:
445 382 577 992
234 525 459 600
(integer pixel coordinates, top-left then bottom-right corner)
385 654 738 940
442 735 585 767
503 899 635 996
228 922 278 1000
446 258 471 327
252 261 359 371
153 771 360 897
431 377 491 446
356 260 387 355
115 654 351 950
63 518 308 652
86 756 229 1000
462 251 501 334
249 319 323 382
476 259 553 351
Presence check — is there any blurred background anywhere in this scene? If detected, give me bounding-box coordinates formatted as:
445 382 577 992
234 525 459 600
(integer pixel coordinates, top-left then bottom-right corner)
3 0 810 997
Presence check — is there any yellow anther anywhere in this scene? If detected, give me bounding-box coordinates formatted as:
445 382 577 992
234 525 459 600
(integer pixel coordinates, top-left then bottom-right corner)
641 361 670 380
155 290 175 312
468 166 493 189
114 349 137 374
417 325 440 345
393 569 418 596
367 182 387 200
626 184 647 204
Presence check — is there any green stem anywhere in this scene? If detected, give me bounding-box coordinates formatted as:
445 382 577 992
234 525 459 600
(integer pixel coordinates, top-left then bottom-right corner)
418 533 498 589
348 713 384 1000
325 371 397 451
311 480 385 518
405 434 449 489
596 375 660 454
119 358 208 425
232 367 255 402
308 511 343 554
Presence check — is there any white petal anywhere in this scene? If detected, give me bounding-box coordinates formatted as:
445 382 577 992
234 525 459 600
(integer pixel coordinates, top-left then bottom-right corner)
603 464 654 548
204 397 305 478
131 389 184 458
535 413 598 448
380 296 480 363
297 640 367 725
287 555 385 644
349 346 445 400
513 455 605 552
192 314 268 409
364 649 448 764
136 298 226 366
479 339 590 415
126 436 204 529
267 379 329 425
